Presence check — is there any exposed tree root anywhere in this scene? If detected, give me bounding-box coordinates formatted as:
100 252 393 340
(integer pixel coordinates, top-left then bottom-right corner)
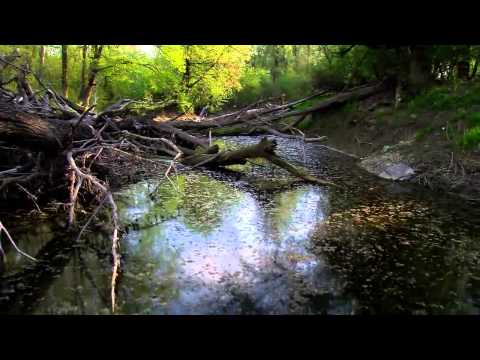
66 151 120 312
0 220 37 263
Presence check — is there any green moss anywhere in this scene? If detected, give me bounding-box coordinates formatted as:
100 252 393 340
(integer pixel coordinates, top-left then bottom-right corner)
292 94 331 111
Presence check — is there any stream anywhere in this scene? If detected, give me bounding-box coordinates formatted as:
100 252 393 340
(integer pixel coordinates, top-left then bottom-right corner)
1 136 480 315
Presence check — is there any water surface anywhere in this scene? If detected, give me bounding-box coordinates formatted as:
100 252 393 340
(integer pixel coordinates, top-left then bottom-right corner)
1 136 480 314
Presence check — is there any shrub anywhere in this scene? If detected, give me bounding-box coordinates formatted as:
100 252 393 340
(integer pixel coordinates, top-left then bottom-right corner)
407 83 480 112
467 111 480 127
276 70 314 99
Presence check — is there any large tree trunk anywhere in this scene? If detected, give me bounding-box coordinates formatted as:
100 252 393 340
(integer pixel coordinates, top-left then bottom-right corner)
61 45 69 98
81 45 103 107
407 46 433 92
0 107 91 152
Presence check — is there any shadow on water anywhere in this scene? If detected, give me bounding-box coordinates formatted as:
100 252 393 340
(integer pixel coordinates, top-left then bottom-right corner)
1 136 480 314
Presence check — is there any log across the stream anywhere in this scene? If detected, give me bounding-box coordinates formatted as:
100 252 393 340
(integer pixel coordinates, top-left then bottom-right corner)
181 137 337 187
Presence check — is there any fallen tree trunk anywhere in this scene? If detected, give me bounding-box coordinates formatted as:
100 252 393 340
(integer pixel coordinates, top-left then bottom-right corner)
166 81 388 134
164 90 331 131
154 122 209 149
181 137 336 187
0 108 92 152
265 81 388 123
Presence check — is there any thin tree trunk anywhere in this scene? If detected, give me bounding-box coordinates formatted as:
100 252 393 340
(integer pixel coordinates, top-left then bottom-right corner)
81 45 103 107
79 45 88 99
293 45 299 70
469 58 479 80
61 45 69 98
306 45 311 72
29 46 37 67
271 46 280 84
38 46 46 79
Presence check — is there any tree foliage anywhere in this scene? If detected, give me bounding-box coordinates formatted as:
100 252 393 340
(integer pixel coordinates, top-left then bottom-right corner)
1 44 479 112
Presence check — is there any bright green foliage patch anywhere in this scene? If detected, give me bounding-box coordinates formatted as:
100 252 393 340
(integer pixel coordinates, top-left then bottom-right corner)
459 127 480 149
407 83 480 112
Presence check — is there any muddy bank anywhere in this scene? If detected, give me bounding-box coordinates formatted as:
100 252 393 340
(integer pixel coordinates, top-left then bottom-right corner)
302 98 480 202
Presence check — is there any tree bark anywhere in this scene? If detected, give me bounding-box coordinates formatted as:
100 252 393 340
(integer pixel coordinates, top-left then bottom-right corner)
79 45 88 100
266 81 388 122
0 106 91 152
181 137 336 186
81 45 103 107
38 46 46 79
61 45 69 98
407 46 433 92
469 57 479 80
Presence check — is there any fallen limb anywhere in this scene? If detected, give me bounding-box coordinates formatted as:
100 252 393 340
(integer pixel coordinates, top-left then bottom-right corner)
0 221 37 262
264 153 336 187
282 113 308 132
265 81 388 123
315 144 359 160
181 137 337 187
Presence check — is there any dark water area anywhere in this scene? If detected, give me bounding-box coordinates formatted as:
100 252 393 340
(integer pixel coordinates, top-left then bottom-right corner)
1 136 480 315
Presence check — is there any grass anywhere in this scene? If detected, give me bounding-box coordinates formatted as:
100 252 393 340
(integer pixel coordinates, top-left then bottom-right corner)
459 126 480 149
403 82 480 150
448 112 480 149
407 82 480 113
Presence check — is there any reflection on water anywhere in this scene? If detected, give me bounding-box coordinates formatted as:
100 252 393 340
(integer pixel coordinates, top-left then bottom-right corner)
115 173 337 314
1 136 480 314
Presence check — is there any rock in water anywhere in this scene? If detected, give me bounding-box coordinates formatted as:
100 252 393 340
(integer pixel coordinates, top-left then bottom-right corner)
378 163 415 180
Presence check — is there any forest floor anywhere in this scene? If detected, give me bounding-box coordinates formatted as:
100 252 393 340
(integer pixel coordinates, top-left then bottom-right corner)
300 90 480 202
